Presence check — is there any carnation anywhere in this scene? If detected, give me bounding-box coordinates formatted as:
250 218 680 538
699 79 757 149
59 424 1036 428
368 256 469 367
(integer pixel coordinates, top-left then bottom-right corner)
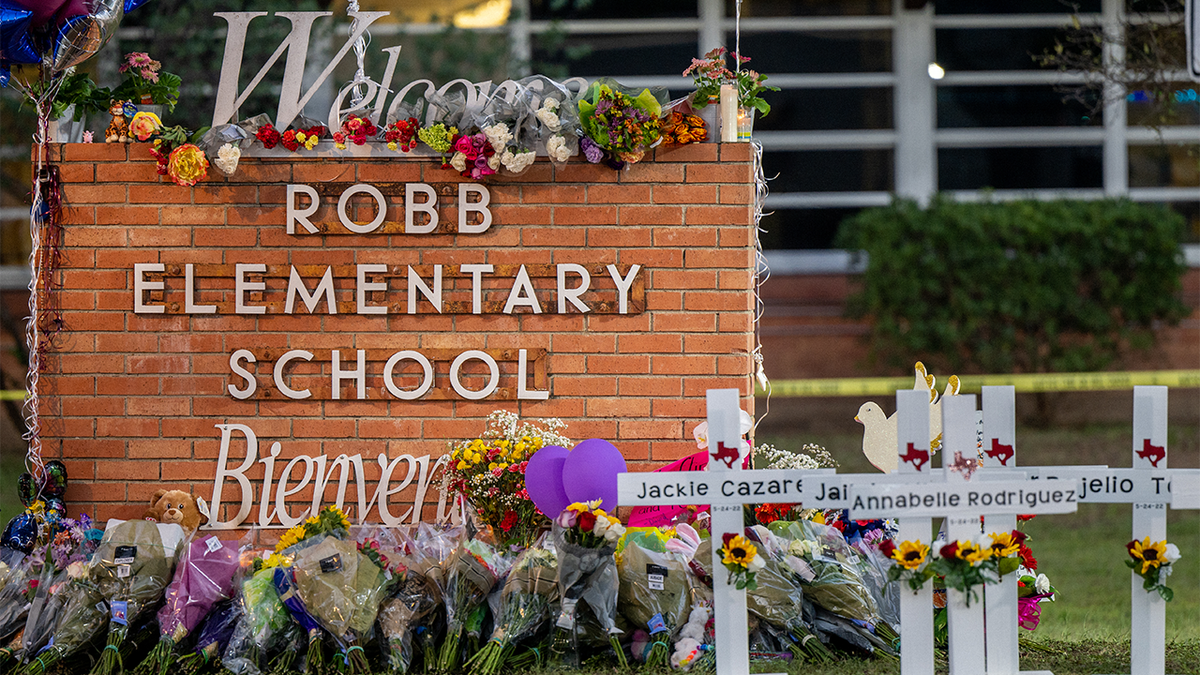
213 142 241 176
501 149 536 174
580 136 603 163
546 135 572 163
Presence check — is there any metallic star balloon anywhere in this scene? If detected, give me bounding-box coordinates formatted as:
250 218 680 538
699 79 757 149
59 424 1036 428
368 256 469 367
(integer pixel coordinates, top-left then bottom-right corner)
50 0 122 72
0 3 39 64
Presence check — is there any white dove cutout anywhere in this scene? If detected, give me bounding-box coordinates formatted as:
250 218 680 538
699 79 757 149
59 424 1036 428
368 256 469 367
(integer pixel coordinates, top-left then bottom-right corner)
857 363 960 473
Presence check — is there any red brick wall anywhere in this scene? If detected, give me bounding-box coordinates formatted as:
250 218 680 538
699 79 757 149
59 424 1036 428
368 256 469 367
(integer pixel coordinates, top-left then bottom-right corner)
39 142 757 528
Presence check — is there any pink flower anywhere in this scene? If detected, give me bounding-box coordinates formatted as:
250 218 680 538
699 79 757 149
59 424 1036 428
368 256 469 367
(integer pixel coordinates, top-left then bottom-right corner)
556 509 577 528
454 135 476 159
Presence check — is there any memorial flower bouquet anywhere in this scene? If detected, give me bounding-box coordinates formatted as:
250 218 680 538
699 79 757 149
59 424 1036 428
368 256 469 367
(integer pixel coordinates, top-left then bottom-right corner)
927 530 1024 607
466 539 558 675
114 51 181 110
418 122 460 160
879 538 936 592
333 113 378 149
617 527 694 669
378 542 441 673
448 132 499 180
551 504 625 668
175 599 241 675
435 537 503 673
1016 567 1056 631
222 553 300 675
578 79 666 166
20 560 105 675
88 520 185 675
718 533 764 590
447 410 572 549
683 47 734 110
1125 537 1180 601
134 534 241 675
385 117 420 152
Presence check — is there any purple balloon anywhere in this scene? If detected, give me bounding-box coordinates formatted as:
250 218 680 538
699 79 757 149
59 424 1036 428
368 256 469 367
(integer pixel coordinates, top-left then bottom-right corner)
562 439 627 511
524 445 570 518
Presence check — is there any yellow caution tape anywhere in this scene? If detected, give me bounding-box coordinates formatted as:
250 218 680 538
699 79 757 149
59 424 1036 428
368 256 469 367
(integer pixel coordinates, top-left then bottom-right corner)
757 370 1200 397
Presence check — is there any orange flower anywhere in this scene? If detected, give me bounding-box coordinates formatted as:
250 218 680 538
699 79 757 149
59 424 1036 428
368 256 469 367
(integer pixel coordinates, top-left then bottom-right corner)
166 143 209 187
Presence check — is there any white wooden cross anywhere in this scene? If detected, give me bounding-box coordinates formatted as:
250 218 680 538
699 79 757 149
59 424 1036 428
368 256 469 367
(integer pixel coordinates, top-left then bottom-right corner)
1013 386 1198 675
849 393 1080 675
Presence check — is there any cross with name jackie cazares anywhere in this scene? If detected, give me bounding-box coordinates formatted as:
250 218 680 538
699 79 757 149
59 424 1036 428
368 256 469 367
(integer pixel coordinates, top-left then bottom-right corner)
618 390 1080 675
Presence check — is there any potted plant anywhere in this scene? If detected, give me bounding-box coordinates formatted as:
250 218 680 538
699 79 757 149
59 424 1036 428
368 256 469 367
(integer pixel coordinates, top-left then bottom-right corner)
683 47 733 141
112 52 181 116
730 56 778 140
28 71 110 142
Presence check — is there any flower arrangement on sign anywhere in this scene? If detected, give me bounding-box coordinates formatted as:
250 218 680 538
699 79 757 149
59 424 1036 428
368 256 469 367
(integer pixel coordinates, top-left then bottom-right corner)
447 411 573 549
578 79 666 168
114 52 181 111
255 122 327 152
333 114 378 149
1125 537 1180 601
384 117 420 152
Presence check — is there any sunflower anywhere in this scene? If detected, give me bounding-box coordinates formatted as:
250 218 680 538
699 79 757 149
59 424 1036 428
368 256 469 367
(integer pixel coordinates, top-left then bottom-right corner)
1129 537 1169 574
275 524 305 553
987 531 1020 558
892 540 930 570
955 540 993 566
722 535 758 570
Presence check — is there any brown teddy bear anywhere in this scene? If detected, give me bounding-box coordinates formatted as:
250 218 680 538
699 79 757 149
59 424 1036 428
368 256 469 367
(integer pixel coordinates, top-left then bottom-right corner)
143 489 208 534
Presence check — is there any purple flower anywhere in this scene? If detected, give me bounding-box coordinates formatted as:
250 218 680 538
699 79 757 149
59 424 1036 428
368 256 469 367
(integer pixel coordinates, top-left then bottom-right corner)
580 136 603 163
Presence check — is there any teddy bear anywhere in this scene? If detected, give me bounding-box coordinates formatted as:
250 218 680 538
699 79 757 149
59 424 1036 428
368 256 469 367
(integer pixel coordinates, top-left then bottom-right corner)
143 489 208 534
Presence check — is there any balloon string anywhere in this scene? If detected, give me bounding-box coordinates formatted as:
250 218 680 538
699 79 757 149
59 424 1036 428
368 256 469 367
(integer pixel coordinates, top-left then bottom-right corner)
346 0 372 110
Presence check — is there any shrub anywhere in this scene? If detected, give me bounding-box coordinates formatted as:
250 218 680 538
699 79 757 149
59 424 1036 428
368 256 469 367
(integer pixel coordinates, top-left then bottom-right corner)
835 197 1189 376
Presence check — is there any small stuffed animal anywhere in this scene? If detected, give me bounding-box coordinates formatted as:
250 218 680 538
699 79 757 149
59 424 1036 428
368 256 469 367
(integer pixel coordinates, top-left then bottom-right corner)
143 489 208 534
106 99 130 143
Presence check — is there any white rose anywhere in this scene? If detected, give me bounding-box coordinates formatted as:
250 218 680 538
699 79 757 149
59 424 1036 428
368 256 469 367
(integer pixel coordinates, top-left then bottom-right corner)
449 152 467 173
747 553 766 572
592 515 609 538
1164 543 1181 564
67 560 87 579
213 142 241 176
604 522 625 542
1035 573 1050 594
488 153 501 171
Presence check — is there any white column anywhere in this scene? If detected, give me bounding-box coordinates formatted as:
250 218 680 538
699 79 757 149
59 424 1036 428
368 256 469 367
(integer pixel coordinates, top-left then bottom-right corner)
1102 0 1128 196
510 0 532 77
698 0 723 55
1130 386 1168 675
892 0 937 204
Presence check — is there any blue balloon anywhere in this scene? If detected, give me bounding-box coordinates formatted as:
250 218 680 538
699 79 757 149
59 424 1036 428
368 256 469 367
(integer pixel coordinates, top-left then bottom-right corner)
0 4 39 64
124 0 151 12
0 63 9 87
1 512 37 553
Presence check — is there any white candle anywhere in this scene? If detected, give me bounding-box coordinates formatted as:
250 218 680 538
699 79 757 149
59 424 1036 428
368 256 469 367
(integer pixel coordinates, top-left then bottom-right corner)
720 83 737 142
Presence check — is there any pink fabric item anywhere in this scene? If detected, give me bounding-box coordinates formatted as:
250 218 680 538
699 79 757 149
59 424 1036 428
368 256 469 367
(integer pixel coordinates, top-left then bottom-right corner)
1017 593 1053 630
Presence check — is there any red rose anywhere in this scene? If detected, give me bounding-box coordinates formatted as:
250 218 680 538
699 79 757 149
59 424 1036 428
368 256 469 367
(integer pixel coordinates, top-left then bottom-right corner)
1011 530 1028 545
722 531 736 548
940 542 959 559
878 539 897 559
577 511 597 532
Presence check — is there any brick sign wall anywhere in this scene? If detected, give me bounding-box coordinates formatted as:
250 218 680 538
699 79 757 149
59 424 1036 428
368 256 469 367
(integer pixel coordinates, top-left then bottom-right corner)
39 141 756 529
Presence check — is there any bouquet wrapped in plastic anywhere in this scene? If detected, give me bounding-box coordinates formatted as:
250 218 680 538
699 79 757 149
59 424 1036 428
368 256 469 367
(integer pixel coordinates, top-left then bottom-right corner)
89 520 186 675
0 551 34 656
550 502 626 668
466 537 558 675
577 78 667 167
434 537 502 672
135 534 242 675
767 520 896 656
19 565 105 675
377 535 441 674
176 599 242 675
616 529 694 668
290 534 392 674
222 555 300 675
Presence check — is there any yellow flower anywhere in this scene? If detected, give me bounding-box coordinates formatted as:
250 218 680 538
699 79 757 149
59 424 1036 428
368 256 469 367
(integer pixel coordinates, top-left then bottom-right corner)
387 141 397 151
304 135 319 150
892 540 930 570
336 142 347 150
956 540 992 566
296 132 307 143
1130 537 1168 574
306 516 320 527
722 535 757 570
128 111 162 142
987 531 1019 558
275 525 305 553
166 143 208 187
457 461 467 470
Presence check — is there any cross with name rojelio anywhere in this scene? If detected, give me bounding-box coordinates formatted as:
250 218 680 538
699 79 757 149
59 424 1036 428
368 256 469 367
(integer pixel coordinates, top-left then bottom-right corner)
617 389 1081 675
988 385 1198 675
